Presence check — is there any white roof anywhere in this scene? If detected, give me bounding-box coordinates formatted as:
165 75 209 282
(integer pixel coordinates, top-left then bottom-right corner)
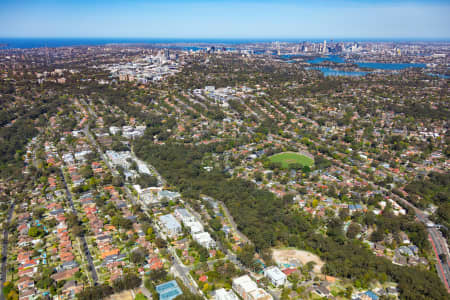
265 266 286 281
215 288 239 300
193 231 213 242
187 221 203 233
175 208 193 219
160 214 181 230
233 275 257 293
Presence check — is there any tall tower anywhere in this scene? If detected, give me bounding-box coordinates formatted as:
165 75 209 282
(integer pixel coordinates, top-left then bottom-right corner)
323 40 327 53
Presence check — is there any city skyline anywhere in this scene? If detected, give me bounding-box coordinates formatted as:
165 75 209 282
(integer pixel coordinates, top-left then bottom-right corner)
1 0 450 39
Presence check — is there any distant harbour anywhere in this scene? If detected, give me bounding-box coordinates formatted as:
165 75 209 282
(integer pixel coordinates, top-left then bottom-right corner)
303 54 437 77
307 55 427 70
306 66 368 77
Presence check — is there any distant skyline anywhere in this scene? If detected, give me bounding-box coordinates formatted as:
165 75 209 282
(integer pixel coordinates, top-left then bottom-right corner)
1 0 449 39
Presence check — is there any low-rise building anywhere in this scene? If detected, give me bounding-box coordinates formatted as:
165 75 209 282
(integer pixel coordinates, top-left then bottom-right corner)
186 221 204 235
159 214 182 237
263 266 287 287
232 275 273 300
192 231 216 249
174 208 196 223
215 288 239 300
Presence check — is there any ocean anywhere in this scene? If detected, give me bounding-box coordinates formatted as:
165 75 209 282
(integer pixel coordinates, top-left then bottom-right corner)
1 37 448 49
0 38 307 49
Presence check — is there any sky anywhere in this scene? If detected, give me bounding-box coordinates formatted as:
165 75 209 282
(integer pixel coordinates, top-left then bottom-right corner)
0 0 449 39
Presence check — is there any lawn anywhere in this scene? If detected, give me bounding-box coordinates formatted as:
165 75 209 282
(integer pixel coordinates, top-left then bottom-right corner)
268 152 314 169
134 292 147 300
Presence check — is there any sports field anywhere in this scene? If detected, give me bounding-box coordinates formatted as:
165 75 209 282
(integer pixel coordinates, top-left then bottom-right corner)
268 152 314 168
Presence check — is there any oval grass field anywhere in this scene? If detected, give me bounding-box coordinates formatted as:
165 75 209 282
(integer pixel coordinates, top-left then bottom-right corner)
268 151 314 168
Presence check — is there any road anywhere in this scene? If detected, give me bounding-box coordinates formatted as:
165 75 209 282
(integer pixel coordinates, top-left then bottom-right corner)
429 228 450 291
60 169 99 284
390 195 450 292
168 247 200 295
0 202 15 300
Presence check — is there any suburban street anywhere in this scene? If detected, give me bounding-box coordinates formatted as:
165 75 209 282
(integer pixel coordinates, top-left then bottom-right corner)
393 195 450 291
429 228 450 291
60 169 99 284
168 247 200 295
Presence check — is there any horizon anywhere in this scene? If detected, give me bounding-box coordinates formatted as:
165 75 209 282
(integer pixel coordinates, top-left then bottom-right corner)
2 36 449 50
2 37 450 41
2 37 450 43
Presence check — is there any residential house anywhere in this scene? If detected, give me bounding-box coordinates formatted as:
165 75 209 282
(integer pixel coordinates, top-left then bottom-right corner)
263 266 287 287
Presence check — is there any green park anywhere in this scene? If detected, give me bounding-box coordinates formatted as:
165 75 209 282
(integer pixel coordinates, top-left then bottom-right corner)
268 152 314 169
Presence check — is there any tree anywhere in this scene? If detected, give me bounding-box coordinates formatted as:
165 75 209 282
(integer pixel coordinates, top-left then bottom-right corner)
146 227 153 236
2 282 15 299
6 290 18 300
339 208 349 221
237 244 255 267
209 218 221 231
28 226 39 237
112 176 123 187
77 284 113 300
155 237 167 249
36 276 54 290
148 269 167 283
370 228 384 243
72 225 84 237
80 165 93 178
190 241 209 262
136 174 158 187
112 273 142 292
347 223 361 239
254 171 263 182
111 215 133 229
130 248 147 265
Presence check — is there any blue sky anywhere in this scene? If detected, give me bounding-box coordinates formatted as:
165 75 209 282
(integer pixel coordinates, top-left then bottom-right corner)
1 0 449 39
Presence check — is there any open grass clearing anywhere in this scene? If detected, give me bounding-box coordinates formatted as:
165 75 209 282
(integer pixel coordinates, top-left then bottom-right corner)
268 151 314 168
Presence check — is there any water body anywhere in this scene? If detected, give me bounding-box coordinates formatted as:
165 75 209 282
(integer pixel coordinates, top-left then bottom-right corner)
307 55 426 69
306 55 430 76
0 38 305 49
427 73 450 79
307 66 368 77
307 55 347 64
356 62 426 70
3 37 449 49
